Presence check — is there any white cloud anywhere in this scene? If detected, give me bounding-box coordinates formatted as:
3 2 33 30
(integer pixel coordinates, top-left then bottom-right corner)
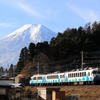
67 4 99 22
15 1 61 20
16 1 42 18
89 10 99 21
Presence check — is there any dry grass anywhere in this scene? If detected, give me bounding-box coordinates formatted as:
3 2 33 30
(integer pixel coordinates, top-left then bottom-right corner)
60 85 100 100
17 74 26 78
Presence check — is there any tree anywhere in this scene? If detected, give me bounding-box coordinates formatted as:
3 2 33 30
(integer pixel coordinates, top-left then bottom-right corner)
33 52 49 74
0 67 3 77
28 43 36 61
92 21 98 32
16 47 28 75
9 64 13 77
36 41 50 56
84 22 91 34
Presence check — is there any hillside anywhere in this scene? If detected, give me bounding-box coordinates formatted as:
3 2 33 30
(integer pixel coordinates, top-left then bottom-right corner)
20 62 37 79
8 21 100 79
23 85 100 100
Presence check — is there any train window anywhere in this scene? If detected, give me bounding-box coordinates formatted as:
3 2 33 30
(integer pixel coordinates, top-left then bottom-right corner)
73 73 74 77
70 74 72 77
83 72 85 76
37 77 42 80
88 72 90 76
69 74 71 77
82 72 84 76
98 71 100 74
84 72 86 76
76 73 77 77
78 73 79 77
71 74 73 77
74 73 75 77
68 74 70 78
60 75 65 78
60 75 62 78
70 74 71 77
69 74 71 78
72 74 73 77
47 75 58 79
34 77 36 80
71 74 72 77
77 73 78 77
92 70 97 74
80 73 81 77
92 70 100 74
55 75 58 78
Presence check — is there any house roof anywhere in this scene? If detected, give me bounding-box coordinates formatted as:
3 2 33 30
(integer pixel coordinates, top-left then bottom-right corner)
0 81 13 86
0 80 14 83
9 83 22 88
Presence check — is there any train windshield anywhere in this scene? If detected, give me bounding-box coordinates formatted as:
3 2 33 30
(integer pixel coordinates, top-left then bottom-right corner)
92 70 100 74
32 77 36 80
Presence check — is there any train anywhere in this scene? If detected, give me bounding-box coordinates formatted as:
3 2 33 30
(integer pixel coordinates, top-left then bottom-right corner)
29 67 100 86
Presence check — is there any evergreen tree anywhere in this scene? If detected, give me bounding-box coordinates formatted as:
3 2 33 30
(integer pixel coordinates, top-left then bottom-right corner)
28 43 36 61
16 47 28 74
9 64 13 77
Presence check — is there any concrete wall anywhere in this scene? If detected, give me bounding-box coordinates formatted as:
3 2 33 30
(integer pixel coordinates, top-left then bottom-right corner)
52 91 65 100
37 87 65 100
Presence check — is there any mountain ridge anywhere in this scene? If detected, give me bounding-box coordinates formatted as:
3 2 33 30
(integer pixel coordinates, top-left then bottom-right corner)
0 24 57 68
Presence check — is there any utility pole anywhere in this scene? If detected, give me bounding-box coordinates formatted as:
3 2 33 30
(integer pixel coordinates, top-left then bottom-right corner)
13 65 15 78
37 62 39 74
81 51 84 69
0 63 1 79
0 67 1 79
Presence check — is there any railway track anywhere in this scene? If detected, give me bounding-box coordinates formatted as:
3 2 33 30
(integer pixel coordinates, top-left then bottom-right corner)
32 84 100 88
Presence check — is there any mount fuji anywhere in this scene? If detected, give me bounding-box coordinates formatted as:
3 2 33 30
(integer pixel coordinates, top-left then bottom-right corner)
0 24 57 68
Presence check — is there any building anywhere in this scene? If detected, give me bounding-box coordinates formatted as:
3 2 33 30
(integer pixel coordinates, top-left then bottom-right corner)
0 81 23 100
0 81 13 100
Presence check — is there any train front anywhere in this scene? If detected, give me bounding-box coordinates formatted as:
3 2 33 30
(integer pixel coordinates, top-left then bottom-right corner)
30 76 35 85
92 68 100 84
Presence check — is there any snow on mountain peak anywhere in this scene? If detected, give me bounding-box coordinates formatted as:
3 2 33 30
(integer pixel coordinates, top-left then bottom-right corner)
7 24 32 36
0 24 57 68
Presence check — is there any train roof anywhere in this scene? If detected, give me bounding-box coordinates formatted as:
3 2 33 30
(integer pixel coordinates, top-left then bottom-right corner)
31 74 46 77
30 67 100 78
65 67 99 73
31 71 65 78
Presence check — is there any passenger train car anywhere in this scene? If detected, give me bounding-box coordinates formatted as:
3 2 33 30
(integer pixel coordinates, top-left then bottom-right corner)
30 67 100 85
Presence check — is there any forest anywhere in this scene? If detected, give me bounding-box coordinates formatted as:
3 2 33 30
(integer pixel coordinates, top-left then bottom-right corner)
8 21 100 78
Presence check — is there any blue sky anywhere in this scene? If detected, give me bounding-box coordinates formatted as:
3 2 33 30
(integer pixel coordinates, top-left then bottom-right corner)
0 0 100 39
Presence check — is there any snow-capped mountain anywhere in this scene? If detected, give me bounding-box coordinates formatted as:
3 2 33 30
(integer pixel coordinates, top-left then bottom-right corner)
0 24 57 68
